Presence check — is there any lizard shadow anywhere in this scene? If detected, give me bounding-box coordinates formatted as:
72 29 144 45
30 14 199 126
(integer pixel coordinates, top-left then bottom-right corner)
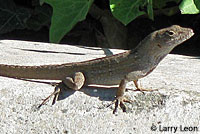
12 78 117 103
59 86 141 102
58 86 117 102
10 78 77 102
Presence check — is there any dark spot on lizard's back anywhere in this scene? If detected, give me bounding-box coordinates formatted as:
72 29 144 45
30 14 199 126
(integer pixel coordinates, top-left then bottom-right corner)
157 44 162 48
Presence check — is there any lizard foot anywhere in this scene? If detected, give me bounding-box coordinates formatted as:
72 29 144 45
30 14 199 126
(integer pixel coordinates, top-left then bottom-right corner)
127 88 158 94
135 88 158 92
132 80 158 93
108 96 133 114
38 83 62 108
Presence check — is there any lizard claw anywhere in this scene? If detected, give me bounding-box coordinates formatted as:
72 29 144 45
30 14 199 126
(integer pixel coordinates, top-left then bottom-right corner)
129 88 158 93
38 84 61 109
108 96 133 114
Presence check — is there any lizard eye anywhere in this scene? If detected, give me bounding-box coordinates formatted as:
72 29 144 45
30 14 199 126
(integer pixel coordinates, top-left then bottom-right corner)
166 30 175 36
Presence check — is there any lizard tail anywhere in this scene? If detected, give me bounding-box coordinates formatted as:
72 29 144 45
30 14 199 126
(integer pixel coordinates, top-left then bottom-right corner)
0 64 69 80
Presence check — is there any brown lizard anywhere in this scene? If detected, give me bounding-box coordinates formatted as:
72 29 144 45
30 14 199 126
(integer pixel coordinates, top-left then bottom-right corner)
0 25 194 113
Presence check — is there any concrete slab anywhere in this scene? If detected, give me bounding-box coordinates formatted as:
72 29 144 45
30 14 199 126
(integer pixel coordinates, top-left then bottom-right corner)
0 40 200 134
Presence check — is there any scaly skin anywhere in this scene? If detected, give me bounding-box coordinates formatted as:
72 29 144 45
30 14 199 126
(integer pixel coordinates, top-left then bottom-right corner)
0 25 194 113
0 25 194 84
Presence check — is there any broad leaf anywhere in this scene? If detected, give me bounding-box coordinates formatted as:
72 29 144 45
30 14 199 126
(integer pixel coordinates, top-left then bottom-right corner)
147 0 154 20
194 0 200 10
110 0 145 25
26 5 52 31
179 0 200 14
153 0 180 9
44 0 94 43
0 0 30 34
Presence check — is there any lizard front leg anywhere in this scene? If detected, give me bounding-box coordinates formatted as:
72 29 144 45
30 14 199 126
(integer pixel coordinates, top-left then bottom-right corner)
112 79 133 114
38 72 85 108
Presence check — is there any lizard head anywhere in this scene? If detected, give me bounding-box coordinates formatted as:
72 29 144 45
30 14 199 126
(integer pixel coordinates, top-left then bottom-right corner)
136 25 194 64
153 25 194 48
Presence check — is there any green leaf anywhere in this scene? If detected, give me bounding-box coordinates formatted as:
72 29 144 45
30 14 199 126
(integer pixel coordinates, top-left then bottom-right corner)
147 0 154 20
40 0 45 5
0 0 31 34
110 0 145 25
153 0 180 9
26 5 52 31
179 0 200 14
194 0 200 10
44 0 94 43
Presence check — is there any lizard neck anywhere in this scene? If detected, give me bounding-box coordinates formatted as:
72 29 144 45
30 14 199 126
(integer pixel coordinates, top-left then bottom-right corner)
125 38 175 79
131 35 176 67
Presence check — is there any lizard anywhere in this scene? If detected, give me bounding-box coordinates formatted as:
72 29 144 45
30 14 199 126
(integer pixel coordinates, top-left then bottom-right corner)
0 25 194 113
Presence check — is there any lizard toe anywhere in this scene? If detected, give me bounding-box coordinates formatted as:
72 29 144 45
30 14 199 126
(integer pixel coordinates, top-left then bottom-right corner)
38 83 61 108
112 96 133 114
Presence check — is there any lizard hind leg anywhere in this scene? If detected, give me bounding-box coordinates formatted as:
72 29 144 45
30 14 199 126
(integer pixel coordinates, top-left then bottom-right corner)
38 72 85 108
62 72 85 91
38 84 61 108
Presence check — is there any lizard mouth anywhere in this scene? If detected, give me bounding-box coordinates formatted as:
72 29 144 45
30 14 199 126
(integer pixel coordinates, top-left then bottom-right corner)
179 28 194 43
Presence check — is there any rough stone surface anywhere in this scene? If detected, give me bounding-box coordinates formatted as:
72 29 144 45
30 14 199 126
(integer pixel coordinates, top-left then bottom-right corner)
0 40 200 134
